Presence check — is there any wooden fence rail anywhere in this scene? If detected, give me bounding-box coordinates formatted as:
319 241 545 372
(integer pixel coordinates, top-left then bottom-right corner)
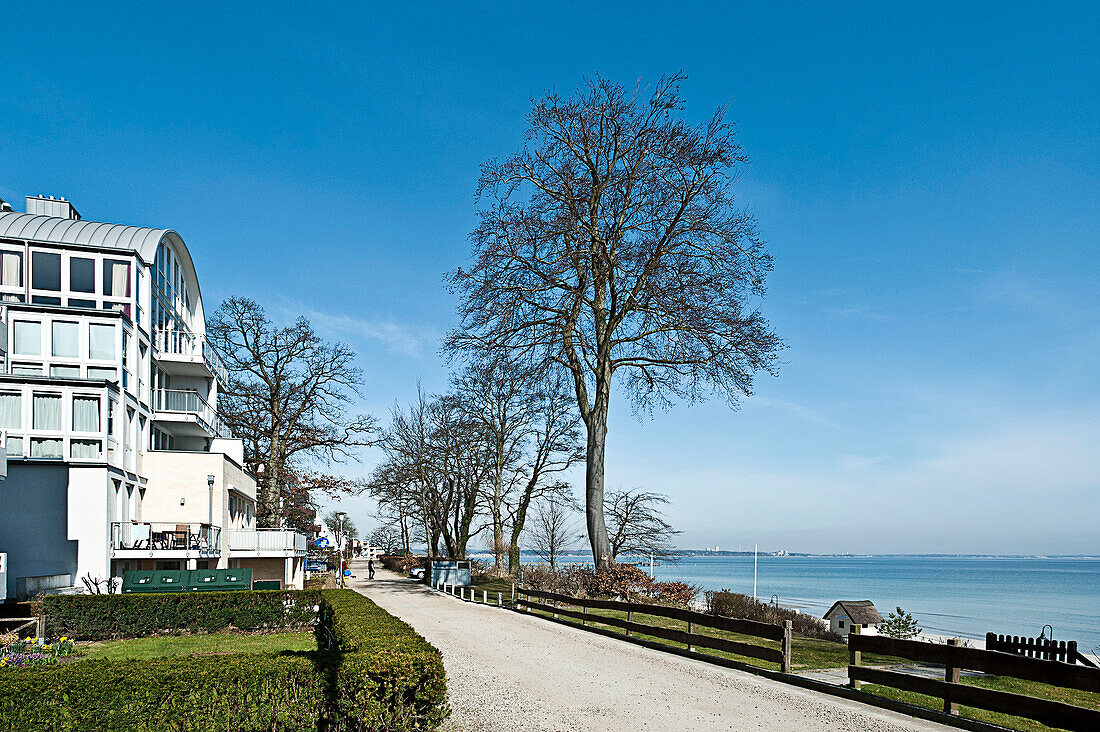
986 632 1098 668
848 632 1100 731
516 586 791 673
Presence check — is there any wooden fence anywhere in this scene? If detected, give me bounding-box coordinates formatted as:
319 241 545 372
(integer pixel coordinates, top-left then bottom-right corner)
848 632 1100 731
986 632 1098 668
516 586 792 673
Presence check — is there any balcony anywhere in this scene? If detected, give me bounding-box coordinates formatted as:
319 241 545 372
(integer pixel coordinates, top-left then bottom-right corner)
153 388 231 439
111 522 221 559
228 529 308 558
153 329 229 386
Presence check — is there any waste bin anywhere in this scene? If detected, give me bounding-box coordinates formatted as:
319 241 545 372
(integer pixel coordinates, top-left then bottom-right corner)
188 568 253 592
121 570 189 593
252 580 281 591
429 561 471 587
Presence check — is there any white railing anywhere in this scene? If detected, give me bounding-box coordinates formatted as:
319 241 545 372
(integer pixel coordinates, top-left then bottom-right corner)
229 529 308 555
111 522 221 556
153 388 231 439
153 329 229 386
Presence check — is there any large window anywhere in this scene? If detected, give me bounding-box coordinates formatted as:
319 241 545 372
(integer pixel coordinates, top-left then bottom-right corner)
88 324 116 360
0 393 21 429
33 393 62 431
13 321 41 355
73 396 100 432
88 367 117 382
103 259 130 297
49 365 80 378
70 257 96 293
31 252 61 291
30 437 63 459
0 250 23 287
51 321 79 358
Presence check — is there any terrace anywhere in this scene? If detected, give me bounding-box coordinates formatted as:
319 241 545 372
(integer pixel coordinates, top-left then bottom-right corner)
110 521 221 559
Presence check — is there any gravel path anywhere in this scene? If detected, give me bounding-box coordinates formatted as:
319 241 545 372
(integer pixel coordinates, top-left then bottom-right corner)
347 564 949 732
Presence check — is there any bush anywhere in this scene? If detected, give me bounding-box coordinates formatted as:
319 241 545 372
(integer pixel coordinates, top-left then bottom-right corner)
0 590 447 731
705 590 840 641
43 590 323 640
317 590 448 731
520 563 700 607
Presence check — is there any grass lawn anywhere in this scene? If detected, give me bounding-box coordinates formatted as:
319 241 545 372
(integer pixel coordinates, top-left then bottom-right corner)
864 676 1100 732
468 576 516 603
77 631 316 662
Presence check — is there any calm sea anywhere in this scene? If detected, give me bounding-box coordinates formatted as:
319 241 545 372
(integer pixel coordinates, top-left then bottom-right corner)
513 554 1100 652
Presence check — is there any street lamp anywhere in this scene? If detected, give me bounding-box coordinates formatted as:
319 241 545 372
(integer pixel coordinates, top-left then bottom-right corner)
335 511 347 588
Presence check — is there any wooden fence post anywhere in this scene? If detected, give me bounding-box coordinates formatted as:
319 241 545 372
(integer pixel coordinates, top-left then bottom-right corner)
781 620 792 674
688 617 695 651
511 583 515 603
848 624 861 690
582 600 588 626
627 608 633 637
483 590 487 603
37 614 46 640
497 592 502 607
944 638 960 715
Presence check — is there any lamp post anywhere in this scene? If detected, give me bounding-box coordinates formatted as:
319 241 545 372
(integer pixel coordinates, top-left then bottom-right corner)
335 511 347 589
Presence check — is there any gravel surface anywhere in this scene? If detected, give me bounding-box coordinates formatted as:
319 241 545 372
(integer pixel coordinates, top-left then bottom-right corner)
347 564 949 732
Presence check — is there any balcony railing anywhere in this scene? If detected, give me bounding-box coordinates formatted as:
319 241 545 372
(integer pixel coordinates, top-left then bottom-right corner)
111 522 221 556
228 529 308 556
153 329 229 386
153 388 231 439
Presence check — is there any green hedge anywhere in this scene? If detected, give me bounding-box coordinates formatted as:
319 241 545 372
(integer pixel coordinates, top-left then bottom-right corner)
43 590 323 640
0 590 447 732
317 590 448 731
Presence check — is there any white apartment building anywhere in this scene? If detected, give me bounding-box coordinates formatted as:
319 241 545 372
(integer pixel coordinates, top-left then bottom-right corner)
0 194 304 596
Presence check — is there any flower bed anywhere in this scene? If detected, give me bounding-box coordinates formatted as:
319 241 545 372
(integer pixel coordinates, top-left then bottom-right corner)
0 637 75 668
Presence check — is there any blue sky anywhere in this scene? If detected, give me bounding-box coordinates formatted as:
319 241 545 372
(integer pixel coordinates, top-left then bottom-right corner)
1 2 1097 553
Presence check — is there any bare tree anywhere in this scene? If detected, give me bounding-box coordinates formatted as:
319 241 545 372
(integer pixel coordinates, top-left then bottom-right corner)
606 487 680 561
208 298 375 526
323 510 358 555
367 525 404 555
528 490 581 569
448 74 782 566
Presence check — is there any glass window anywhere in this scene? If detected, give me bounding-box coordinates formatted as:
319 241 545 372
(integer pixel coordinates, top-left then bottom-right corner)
6 436 24 457
13 321 41 355
103 259 130 297
88 367 117 382
89 324 116 360
71 440 101 459
68 298 96 309
30 437 63 459
1 293 25 303
51 321 79 358
31 296 61 305
33 393 62 430
0 250 23 287
73 396 100 432
31 251 61 291
0 392 21 429
70 257 95 293
11 364 41 375
50 365 81 378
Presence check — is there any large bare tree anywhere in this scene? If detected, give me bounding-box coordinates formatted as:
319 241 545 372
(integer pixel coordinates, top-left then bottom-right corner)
606 487 680 561
448 74 782 566
208 297 375 526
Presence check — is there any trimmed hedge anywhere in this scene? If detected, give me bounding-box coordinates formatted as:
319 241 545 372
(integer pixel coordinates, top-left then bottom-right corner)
0 589 447 731
317 590 449 731
43 590 323 640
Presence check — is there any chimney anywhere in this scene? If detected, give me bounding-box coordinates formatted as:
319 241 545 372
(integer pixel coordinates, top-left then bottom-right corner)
0 197 12 212
25 194 81 220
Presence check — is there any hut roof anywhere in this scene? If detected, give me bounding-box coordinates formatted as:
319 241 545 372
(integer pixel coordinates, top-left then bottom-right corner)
823 600 884 624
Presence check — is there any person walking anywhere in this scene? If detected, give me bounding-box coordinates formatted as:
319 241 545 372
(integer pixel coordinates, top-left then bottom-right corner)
368 558 375 580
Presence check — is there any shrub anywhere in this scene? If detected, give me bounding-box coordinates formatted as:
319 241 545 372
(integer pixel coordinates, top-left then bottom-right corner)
1 590 447 731
705 590 841 641
317 589 448 731
879 606 922 639
43 590 323 640
646 581 699 607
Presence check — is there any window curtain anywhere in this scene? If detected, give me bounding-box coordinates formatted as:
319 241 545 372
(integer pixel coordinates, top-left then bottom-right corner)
33 394 62 431
1 251 21 287
71 440 101 459
6 436 23 457
0 393 21 429
109 261 130 297
73 396 100 432
30 438 63 459
89 324 116 360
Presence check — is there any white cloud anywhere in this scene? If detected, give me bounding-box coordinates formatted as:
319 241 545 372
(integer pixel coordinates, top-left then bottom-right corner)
277 303 440 359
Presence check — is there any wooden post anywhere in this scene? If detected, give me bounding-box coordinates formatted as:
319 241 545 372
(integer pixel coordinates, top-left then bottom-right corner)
482 590 487 604
781 620 793 674
688 619 695 651
944 638 960 715
627 608 633 637
497 592 502 607
36 614 46 640
582 601 588 626
848 624 861 690
511 583 515 603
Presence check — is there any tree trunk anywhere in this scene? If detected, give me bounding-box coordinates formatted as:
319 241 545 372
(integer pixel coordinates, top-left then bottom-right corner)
585 406 611 567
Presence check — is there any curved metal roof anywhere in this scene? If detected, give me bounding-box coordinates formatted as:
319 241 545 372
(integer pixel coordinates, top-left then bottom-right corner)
0 212 174 263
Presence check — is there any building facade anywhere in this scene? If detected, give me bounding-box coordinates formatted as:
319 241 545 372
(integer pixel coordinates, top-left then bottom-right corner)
0 195 304 596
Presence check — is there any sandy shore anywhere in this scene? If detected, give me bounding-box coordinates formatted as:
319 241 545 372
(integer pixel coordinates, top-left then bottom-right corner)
347 563 949 732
